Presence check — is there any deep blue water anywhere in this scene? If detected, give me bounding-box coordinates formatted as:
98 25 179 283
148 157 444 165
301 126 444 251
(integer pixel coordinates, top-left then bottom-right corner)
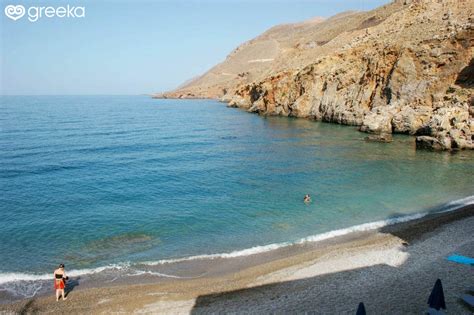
1 95 473 277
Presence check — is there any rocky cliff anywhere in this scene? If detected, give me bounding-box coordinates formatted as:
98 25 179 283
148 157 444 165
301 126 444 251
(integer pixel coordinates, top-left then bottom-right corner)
157 0 474 151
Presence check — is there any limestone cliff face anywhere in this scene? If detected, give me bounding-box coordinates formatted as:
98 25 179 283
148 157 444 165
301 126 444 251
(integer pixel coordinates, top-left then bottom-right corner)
155 2 405 99
227 1 473 150
158 0 473 151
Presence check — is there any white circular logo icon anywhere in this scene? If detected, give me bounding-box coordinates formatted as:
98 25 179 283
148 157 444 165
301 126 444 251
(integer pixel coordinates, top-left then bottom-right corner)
4 4 25 21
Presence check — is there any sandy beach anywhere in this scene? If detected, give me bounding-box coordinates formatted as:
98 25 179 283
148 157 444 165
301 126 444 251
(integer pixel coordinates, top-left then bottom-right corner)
0 205 472 314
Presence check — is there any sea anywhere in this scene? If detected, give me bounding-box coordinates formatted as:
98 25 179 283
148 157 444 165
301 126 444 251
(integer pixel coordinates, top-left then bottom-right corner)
0 95 473 301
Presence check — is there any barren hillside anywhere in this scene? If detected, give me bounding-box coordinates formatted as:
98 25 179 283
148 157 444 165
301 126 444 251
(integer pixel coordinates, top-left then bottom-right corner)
155 0 473 150
156 2 405 99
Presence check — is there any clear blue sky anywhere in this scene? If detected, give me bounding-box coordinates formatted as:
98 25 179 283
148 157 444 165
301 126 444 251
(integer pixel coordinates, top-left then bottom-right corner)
1 0 390 95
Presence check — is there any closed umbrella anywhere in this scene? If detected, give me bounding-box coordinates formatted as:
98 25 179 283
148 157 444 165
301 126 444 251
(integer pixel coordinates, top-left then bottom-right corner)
428 279 446 311
356 302 366 315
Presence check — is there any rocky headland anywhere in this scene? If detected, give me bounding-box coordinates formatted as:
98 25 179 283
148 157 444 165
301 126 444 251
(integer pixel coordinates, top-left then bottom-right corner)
155 0 473 151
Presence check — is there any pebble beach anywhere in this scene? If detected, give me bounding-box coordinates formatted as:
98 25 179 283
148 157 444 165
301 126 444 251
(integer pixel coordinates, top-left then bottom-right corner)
1 204 472 314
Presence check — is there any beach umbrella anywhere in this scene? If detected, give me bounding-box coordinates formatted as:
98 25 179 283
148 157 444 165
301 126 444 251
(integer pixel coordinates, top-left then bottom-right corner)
428 279 446 311
356 302 366 315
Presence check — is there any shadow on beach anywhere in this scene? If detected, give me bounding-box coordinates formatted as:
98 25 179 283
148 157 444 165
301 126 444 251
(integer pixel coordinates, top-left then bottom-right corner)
190 206 474 314
381 204 474 243
65 276 81 298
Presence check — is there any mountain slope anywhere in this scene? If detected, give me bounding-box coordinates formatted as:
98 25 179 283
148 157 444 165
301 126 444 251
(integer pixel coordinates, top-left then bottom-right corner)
156 0 473 150
156 2 405 99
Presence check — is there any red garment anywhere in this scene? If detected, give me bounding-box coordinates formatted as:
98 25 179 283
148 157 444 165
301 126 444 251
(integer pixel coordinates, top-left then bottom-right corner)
54 279 65 290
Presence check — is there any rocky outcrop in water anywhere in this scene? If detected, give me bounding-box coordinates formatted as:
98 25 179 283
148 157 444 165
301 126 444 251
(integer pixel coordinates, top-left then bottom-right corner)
227 1 473 151
158 0 474 151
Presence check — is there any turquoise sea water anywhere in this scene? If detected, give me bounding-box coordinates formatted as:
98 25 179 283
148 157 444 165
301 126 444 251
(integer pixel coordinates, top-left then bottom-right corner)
0 96 473 298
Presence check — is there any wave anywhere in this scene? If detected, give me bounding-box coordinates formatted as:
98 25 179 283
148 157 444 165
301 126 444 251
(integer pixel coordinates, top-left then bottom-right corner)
127 270 205 279
0 263 129 285
0 264 201 288
142 195 474 265
1 196 472 288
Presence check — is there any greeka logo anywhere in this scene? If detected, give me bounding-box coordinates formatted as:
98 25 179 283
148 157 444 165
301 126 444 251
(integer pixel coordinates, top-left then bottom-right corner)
4 4 85 22
4 4 25 20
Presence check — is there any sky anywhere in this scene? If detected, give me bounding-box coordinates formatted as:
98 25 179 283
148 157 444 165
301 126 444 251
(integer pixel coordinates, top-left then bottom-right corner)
1 0 390 95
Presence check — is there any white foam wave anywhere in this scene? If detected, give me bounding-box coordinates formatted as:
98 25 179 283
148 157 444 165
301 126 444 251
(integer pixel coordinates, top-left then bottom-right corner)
438 195 474 213
0 263 129 285
0 262 196 287
143 195 474 265
1 196 472 287
0 281 45 299
129 270 203 279
142 242 291 266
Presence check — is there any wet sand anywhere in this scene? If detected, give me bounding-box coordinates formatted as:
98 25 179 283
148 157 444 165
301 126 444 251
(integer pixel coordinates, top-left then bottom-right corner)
1 205 473 314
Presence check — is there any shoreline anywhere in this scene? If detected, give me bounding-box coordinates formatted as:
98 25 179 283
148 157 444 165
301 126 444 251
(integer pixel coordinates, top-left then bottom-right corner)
152 97 474 152
1 196 472 302
1 202 473 313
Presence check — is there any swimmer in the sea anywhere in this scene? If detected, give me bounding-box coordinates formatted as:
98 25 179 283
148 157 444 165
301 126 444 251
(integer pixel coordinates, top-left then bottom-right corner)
304 194 311 203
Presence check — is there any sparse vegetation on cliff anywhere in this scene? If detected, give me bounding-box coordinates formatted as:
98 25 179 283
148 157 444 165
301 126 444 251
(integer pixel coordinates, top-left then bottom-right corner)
157 0 473 151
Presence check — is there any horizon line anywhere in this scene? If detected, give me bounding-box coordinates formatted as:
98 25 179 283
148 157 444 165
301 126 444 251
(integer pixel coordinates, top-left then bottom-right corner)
0 94 153 97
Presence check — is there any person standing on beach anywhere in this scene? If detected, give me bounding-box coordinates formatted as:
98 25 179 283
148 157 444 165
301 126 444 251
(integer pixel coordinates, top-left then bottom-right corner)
53 264 68 301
